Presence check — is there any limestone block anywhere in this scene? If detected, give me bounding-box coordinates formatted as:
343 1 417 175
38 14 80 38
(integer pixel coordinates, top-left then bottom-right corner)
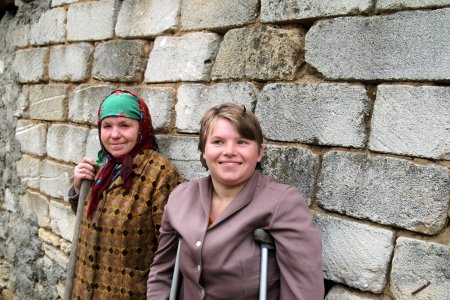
116 0 179 38
52 0 78 6
93 39 147 82
41 243 69 268
325 285 381 299
20 190 50 228
39 159 73 200
317 151 449 235
145 32 221 82
376 0 450 11
3 189 16 213
369 85 450 160
47 124 90 164
261 0 371 22
67 0 120 41
30 7 65 45
12 23 29 47
49 43 93 82
390 237 450 300
69 84 114 125
12 48 48 83
256 83 369 147
313 213 395 293
212 25 303 81
170 161 208 181
176 83 257 133
28 84 68 121
181 0 258 30
306 9 450 81
49 201 75 242
15 120 47 156
112 86 174 131
38 228 60 247
16 154 40 189
262 144 319 205
14 85 29 118
85 129 100 162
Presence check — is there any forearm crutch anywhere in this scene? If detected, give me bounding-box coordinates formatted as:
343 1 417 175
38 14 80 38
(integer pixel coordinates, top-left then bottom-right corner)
169 237 182 300
254 228 275 300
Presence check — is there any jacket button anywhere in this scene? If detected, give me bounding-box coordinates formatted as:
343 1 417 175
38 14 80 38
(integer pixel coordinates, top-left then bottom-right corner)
195 240 202 247
196 265 201 272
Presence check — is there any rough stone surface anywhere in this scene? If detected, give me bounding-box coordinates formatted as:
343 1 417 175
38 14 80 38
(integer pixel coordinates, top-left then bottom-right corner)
47 124 90 164
145 32 221 82
39 160 73 200
212 25 303 81
15 120 47 156
85 129 100 162
12 23 29 47
256 83 369 147
369 85 450 160
176 83 257 133
67 0 119 41
262 144 319 205
28 84 68 121
52 0 77 6
12 48 48 83
49 43 93 82
317 151 449 235
15 155 40 189
325 285 381 299
390 237 450 300
93 39 147 82
313 213 395 293
181 0 258 30
49 201 75 242
306 9 450 81
20 191 50 228
29 7 65 45
115 0 179 37
261 0 371 22
376 0 450 11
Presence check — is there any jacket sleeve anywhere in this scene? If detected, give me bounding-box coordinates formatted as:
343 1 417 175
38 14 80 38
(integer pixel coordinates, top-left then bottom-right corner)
269 187 324 300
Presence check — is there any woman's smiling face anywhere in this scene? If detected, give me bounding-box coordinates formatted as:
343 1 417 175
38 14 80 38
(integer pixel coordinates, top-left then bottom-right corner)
100 116 139 159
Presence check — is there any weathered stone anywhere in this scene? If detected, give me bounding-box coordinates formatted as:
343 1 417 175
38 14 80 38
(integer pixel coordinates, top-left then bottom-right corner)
256 83 369 147
16 154 40 189
29 7 65 45
317 151 449 235
3 189 16 213
325 285 381 299
145 32 221 82
12 23 29 47
52 0 78 6
369 85 450 160
313 213 395 293
15 120 47 156
47 124 90 164
212 26 303 81
85 129 100 162
67 0 120 41
93 39 147 82
115 0 179 38
41 243 69 268
306 9 450 81
176 83 257 133
12 48 48 83
376 0 450 11
49 43 93 82
181 0 258 30
38 228 60 248
20 191 50 228
13 85 29 118
262 144 319 205
390 237 450 300
68 84 114 125
49 201 75 242
28 84 68 121
261 0 371 22
39 160 73 200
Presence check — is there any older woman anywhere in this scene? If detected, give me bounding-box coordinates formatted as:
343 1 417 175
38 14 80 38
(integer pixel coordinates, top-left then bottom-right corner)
68 90 184 299
147 103 323 299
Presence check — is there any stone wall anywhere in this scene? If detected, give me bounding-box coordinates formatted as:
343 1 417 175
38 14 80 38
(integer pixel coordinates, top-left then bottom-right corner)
0 0 449 299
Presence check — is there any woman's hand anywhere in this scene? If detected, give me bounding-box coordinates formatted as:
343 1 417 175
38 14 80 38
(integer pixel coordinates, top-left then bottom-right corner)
73 157 97 194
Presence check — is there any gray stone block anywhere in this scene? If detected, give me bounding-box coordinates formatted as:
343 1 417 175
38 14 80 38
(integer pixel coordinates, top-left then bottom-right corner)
85 129 100 162
313 213 395 293
49 201 75 241
325 285 381 299
29 84 69 121
317 151 449 235
261 144 319 205
30 7 65 45
67 0 119 41
40 159 73 200
261 0 371 22
15 120 47 156
390 237 450 300
46 124 90 164
115 0 179 38
369 85 450 160
13 48 48 83
93 39 147 82
376 0 450 11
176 83 257 133
69 84 114 125
12 23 30 47
181 0 258 30
306 9 450 81
256 83 369 147
21 191 49 228
49 43 93 82
16 155 41 189
212 25 303 81
145 32 221 82
52 0 80 7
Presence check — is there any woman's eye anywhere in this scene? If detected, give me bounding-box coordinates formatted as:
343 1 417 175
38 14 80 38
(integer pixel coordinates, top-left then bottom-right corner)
237 140 248 145
212 140 223 144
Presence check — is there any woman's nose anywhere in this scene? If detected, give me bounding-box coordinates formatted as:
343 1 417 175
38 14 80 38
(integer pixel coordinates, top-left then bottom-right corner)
223 143 236 155
111 126 120 138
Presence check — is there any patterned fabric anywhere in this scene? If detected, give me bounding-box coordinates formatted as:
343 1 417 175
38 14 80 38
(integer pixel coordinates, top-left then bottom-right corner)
71 149 184 300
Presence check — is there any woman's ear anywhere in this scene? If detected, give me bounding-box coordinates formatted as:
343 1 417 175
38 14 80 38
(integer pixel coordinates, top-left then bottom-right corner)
257 144 264 162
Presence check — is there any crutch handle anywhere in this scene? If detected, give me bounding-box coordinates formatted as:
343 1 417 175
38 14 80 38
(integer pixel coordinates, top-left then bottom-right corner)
254 228 275 300
254 228 274 248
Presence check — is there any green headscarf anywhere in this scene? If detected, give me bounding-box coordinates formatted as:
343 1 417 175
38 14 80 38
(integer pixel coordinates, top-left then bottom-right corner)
99 92 142 121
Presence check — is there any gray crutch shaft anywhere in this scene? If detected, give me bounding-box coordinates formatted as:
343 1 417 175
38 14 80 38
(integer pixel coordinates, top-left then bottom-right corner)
254 229 275 300
169 237 182 300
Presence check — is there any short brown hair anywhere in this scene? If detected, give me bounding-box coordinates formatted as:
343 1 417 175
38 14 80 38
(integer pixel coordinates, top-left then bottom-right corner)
198 103 263 170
